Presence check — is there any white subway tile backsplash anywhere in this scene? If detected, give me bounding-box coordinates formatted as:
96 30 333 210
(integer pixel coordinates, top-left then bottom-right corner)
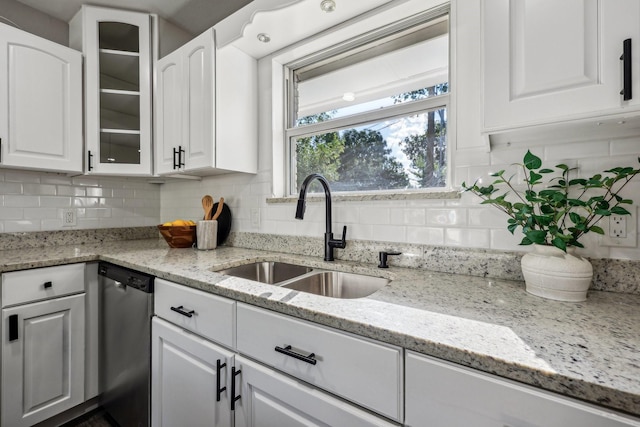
4 171 41 183
0 207 23 219
40 175 73 185
468 208 506 228
57 186 86 197
5 195 39 207
4 220 39 232
445 228 490 248
40 196 72 208
0 182 22 194
23 183 56 195
375 225 407 243
24 207 57 219
71 176 101 187
359 206 390 225
406 226 444 245
426 208 467 226
0 174 159 233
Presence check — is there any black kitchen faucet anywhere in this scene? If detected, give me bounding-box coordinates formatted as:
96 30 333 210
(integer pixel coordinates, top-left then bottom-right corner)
295 173 347 261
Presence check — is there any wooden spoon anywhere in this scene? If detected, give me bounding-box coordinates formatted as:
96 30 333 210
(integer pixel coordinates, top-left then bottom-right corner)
202 195 214 220
212 197 225 221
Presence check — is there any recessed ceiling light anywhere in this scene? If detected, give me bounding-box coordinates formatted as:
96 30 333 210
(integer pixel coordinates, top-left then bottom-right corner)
342 92 355 102
320 0 336 13
257 33 271 43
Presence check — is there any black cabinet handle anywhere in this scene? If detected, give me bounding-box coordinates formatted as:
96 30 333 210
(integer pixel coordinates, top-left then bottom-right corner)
9 315 18 341
88 150 94 171
231 366 242 410
43 281 52 289
170 305 195 318
620 38 632 100
178 145 185 168
216 359 227 402
173 147 179 169
275 345 317 365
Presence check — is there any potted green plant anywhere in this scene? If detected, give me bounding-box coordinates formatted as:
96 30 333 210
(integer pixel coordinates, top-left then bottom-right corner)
461 150 640 301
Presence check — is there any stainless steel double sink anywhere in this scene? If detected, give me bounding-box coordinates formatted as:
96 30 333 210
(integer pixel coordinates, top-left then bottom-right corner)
217 261 389 299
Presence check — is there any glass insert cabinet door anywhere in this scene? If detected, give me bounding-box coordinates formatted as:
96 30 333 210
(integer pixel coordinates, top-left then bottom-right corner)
98 22 142 166
78 6 152 176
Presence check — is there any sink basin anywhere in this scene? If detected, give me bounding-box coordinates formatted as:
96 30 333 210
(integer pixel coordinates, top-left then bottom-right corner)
280 271 390 299
218 261 312 284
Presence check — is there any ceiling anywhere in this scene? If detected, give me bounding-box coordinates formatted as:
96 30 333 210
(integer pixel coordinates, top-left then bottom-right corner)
16 0 253 35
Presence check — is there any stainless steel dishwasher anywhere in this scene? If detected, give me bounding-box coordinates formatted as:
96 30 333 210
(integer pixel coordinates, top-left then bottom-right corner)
98 262 154 427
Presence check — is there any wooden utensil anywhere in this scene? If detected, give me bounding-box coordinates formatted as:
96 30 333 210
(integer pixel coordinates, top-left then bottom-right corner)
202 195 214 220
212 197 225 221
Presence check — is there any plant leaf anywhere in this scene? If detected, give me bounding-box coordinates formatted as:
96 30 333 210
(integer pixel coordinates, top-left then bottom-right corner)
525 230 547 244
524 150 542 170
552 237 567 252
611 206 631 215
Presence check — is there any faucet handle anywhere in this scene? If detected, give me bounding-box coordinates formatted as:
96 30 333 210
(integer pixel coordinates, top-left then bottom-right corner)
337 225 347 248
378 251 401 268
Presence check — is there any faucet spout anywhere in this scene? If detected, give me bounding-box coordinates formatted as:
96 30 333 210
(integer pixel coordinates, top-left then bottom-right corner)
295 173 347 261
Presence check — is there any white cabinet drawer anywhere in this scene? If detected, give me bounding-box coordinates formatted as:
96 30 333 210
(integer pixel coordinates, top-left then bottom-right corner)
236 303 403 422
1 264 85 307
154 279 235 348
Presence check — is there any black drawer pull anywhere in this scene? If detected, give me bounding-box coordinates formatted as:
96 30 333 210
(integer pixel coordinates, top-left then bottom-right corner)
170 305 195 318
9 315 18 341
275 345 317 365
43 281 53 289
231 366 242 410
216 359 227 402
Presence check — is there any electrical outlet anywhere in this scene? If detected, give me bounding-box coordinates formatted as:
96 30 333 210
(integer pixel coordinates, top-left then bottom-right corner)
63 209 77 227
601 207 637 247
609 215 627 238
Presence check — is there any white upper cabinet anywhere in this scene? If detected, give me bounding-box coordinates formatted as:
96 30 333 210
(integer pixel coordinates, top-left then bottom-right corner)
482 0 640 132
0 24 82 173
155 28 257 176
70 6 153 176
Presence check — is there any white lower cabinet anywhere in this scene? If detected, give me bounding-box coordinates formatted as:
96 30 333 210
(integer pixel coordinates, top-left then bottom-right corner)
234 355 396 427
405 351 640 427
152 280 400 427
152 317 234 427
1 264 86 427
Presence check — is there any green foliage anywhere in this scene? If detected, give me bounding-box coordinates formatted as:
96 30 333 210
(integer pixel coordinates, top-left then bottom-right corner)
461 151 640 251
335 129 409 191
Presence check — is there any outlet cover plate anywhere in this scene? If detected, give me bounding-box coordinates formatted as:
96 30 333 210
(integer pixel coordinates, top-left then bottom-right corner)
601 206 637 247
63 209 77 227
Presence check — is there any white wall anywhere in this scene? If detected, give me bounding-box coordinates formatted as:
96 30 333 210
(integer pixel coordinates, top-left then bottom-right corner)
0 170 160 232
0 0 68 45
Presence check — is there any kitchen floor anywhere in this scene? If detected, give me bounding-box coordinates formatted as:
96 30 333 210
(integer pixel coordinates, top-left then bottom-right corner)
62 410 118 427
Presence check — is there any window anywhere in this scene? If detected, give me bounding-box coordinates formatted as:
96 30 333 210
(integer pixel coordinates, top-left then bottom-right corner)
285 5 450 195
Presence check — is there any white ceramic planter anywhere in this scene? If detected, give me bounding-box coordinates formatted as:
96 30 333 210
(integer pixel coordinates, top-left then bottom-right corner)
521 244 593 302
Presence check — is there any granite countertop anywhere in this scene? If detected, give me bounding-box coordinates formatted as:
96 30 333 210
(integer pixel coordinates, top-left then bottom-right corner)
1 239 639 418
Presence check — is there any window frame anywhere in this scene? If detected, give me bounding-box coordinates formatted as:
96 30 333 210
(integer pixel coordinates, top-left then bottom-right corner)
269 1 454 199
